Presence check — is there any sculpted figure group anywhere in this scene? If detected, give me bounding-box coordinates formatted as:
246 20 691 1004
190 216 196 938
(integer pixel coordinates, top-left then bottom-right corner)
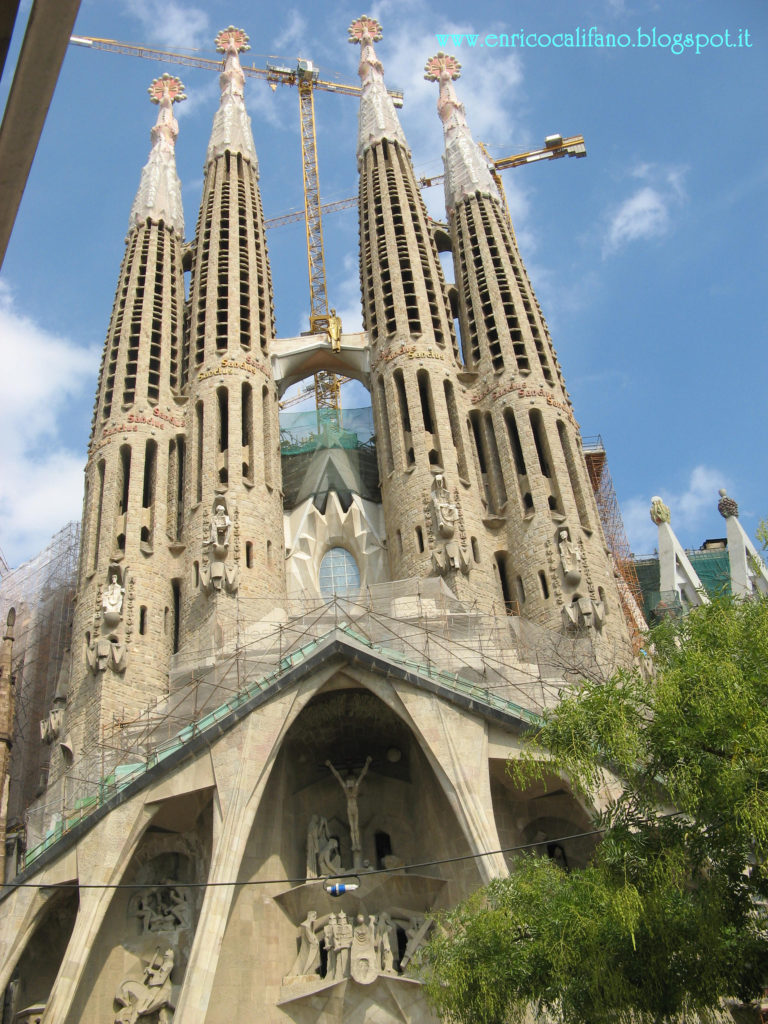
286 910 430 986
114 947 174 1024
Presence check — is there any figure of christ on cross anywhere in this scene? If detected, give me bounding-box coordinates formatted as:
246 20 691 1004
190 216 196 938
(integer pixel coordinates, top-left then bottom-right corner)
325 756 372 852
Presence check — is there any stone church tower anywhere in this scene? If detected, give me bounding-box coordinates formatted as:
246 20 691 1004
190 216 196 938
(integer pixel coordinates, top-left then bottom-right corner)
0 19 634 1024
352 16 503 607
180 26 285 642
425 51 628 651
64 72 189 772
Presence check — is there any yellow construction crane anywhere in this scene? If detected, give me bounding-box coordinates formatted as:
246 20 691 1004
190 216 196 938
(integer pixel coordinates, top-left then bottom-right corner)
263 134 586 229
69 34 404 414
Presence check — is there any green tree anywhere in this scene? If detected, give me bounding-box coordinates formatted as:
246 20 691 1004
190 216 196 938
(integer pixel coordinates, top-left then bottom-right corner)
418 594 768 1024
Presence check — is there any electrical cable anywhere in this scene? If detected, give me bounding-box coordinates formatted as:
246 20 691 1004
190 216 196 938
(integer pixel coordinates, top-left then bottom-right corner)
3 825 612 890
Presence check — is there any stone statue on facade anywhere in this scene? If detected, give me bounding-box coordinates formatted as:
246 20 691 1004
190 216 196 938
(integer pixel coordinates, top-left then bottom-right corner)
114 947 174 1023
431 474 459 538
334 911 353 980
134 884 191 934
327 308 342 350
201 498 240 594
87 635 127 674
323 913 337 979
326 756 372 855
317 835 343 876
562 595 601 632
40 707 65 745
102 569 125 625
209 502 231 551
377 912 397 974
41 646 71 746
305 814 330 879
288 911 322 979
350 914 379 984
429 474 470 576
558 529 582 587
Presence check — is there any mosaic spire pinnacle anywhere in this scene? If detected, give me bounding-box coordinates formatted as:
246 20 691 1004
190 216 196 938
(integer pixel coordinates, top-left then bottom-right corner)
206 26 259 170
424 52 499 215
349 15 408 163
128 73 186 234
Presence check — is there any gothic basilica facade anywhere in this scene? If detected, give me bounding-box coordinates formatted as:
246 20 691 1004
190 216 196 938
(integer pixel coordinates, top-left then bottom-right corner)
0 18 633 1024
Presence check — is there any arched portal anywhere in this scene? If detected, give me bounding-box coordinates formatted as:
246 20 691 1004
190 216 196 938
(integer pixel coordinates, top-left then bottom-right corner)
206 684 483 1022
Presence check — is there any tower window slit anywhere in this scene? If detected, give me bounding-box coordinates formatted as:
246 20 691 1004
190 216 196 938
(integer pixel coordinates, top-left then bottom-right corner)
503 408 531 509
483 412 507 509
418 370 441 467
469 410 492 507
417 370 435 433
175 436 185 539
495 553 515 614
242 382 253 482
393 369 414 466
262 385 273 488
92 459 105 571
167 439 177 540
529 409 551 477
444 379 469 481
116 444 131 552
530 409 563 512
376 377 394 476
171 579 181 654
141 438 157 548
557 420 591 529
195 401 203 504
217 386 229 485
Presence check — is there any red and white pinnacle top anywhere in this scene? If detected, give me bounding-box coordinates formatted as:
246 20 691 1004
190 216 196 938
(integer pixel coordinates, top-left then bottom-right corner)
206 26 259 170
349 15 407 165
424 52 499 216
128 73 186 235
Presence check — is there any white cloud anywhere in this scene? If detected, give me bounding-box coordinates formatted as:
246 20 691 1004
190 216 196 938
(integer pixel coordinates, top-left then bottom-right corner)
604 165 686 255
122 0 209 50
0 284 98 566
622 465 728 556
174 76 219 121
273 11 308 55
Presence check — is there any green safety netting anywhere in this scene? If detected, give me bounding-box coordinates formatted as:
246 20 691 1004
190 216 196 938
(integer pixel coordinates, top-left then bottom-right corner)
279 406 374 454
634 548 731 621
280 407 380 510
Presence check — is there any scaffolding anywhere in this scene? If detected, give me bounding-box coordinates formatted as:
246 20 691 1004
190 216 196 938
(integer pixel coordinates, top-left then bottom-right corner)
582 437 646 649
20 577 623 869
0 523 80 831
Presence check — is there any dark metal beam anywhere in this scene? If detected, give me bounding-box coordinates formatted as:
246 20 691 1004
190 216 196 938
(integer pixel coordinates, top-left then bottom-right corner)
0 0 81 270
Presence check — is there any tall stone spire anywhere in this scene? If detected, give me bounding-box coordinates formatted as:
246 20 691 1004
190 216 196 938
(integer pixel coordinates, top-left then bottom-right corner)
181 26 285 637
349 15 408 163
352 18 502 608
65 78 190 776
424 53 499 216
426 55 632 654
129 73 186 234
206 25 259 169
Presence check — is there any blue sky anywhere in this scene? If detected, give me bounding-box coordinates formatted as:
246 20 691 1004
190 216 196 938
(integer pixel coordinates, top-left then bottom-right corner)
0 0 765 568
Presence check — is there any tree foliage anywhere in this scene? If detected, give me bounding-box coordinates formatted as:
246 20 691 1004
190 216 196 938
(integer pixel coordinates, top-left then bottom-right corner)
418 595 768 1024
